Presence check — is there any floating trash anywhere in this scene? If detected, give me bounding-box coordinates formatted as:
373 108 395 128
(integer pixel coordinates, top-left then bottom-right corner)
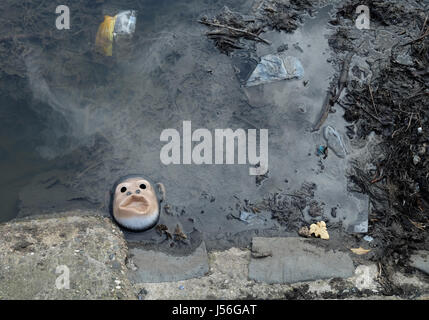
323 126 347 159
363 235 374 242
96 15 117 56
309 221 329 240
239 211 258 223
350 247 371 255
114 10 137 37
317 145 327 157
96 10 137 56
246 54 304 87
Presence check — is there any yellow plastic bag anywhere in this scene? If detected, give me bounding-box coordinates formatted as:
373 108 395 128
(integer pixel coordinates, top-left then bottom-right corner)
95 15 117 56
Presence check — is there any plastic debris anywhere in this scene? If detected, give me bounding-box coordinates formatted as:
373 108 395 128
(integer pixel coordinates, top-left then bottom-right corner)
363 235 374 242
417 127 423 134
239 211 263 224
413 155 421 165
317 145 326 155
96 15 117 56
95 10 137 56
114 10 137 37
309 221 329 240
179 285 185 290
323 126 347 159
246 53 304 87
317 145 328 159
350 247 371 255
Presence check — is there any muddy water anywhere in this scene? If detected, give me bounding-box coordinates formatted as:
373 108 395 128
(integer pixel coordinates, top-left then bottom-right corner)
242 5 369 231
0 0 367 250
0 97 53 221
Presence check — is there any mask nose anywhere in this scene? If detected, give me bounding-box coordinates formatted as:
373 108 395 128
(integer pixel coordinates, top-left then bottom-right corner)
135 189 141 194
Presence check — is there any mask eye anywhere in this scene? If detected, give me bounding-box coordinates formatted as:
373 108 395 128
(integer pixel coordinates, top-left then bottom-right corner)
140 184 146 190
120 187 127 193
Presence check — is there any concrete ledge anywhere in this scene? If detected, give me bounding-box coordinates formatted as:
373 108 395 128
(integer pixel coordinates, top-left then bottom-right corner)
128 242 209 283
134 245 426 300
248 237 355 284
0 211 135 299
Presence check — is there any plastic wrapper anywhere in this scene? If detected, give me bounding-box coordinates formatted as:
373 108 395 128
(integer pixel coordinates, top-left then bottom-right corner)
95 15 117 56
95 10 137 56
246 53 304 87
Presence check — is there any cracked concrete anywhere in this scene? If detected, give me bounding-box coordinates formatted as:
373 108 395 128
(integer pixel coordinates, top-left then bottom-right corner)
0 211 135 300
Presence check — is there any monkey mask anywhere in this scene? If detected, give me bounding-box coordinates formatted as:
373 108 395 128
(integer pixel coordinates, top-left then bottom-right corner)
110 175 162 231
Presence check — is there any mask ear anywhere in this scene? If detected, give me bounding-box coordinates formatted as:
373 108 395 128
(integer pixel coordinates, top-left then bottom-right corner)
155 182 166 203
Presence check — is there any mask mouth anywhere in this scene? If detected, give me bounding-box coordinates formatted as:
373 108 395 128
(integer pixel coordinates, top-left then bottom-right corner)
119 195 150 214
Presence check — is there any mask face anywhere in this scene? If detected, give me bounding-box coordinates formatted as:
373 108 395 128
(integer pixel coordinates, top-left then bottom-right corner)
112 177 160 231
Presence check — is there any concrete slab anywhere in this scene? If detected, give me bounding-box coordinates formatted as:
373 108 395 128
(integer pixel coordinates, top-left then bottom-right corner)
410 251 429 275
135 247 426 300
128 242 209 283
249 237 354 284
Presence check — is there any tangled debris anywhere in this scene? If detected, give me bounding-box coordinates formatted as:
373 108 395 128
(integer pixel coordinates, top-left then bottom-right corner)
341 9 429 220
199 0 313 54
327 0 429 287
261 182 328 231
199 8 269 53
313 52 354 131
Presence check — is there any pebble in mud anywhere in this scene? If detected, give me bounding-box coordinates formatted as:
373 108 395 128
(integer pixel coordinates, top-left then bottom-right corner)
331 207 337 218
277 44 289 52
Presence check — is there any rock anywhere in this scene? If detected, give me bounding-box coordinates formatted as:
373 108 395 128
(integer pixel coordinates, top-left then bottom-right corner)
0 211 136 299
391 271 429 293
128 242 209 283
410 251 429 275
248 237 354 284
298 226 311 238
352 264 379 291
